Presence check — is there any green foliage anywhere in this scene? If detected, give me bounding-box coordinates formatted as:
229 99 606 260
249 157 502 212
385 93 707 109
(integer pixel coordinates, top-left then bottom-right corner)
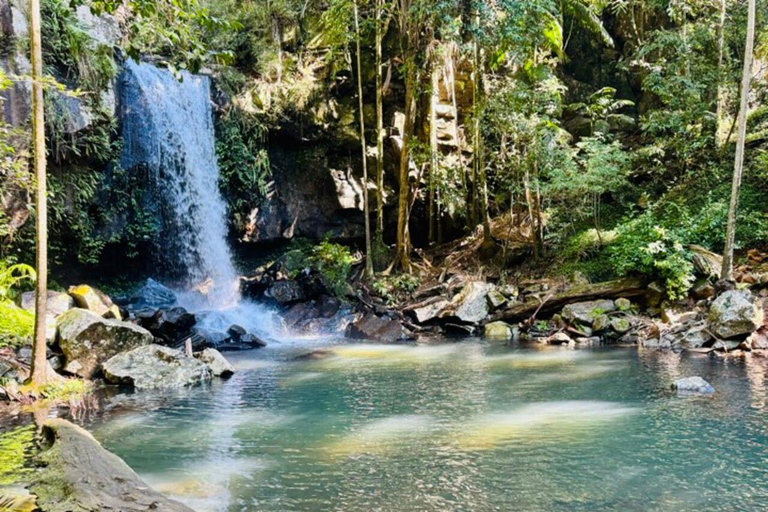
310 239 356 298
0 261 36 302
39 378 92 402
371 274 421 304
0 426 35 486
610 215 695 300
0 302 34 349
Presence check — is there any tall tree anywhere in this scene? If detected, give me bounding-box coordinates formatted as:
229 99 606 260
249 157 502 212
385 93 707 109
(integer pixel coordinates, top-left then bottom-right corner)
721 0 756 281
374 0 387 243
353 0 374 276
29 0 49 385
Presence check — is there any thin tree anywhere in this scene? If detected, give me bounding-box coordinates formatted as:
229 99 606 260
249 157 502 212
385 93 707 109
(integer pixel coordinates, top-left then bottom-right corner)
721 0 756 281
29 0 49 385
374 0 387 242
353 0 374 276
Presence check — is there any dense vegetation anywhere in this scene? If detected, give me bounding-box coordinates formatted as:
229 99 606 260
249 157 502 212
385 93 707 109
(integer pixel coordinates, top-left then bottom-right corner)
1 0 767 300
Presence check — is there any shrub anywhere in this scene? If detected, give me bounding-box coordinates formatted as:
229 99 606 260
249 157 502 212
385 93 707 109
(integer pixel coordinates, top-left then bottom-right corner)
310 239 356 298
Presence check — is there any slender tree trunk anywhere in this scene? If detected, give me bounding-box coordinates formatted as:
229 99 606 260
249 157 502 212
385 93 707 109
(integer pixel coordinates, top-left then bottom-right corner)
394 63 415 272
375 0 385 241
30 0 49 386
715 0 727 146
721 0 756 281
353 0 373 277
472 38 491 243
428 61 439 244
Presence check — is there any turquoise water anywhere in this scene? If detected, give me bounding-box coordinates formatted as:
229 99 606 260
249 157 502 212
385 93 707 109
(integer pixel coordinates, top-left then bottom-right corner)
87 340 768 512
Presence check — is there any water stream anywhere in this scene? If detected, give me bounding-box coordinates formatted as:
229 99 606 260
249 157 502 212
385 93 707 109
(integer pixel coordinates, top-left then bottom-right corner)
86 341 768 512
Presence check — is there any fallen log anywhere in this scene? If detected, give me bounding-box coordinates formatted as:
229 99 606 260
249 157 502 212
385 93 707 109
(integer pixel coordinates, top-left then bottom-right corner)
490 277 646 323
30 418 195 512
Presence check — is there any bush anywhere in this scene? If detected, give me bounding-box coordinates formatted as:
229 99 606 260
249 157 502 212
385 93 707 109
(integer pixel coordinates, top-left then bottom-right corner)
310 239 356 298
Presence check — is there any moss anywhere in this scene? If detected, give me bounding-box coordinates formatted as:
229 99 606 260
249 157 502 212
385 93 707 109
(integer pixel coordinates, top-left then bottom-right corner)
0 301 34 349
0 425 35 486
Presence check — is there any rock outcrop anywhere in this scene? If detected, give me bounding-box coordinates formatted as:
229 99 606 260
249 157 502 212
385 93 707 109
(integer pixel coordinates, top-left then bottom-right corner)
346 313 404 343
708 290 764 339
30 418 195 512
195 348 235 377
102 344 212 389
57 309 153 379
67 285 122 320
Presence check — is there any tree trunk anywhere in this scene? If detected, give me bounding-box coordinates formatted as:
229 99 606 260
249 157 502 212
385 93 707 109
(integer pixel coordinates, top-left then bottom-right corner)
29 0 49 386
394 63 415 272
721 0 756 281
715 0 727 146
353 0 373 277
375 0 385 241
428 61 439 244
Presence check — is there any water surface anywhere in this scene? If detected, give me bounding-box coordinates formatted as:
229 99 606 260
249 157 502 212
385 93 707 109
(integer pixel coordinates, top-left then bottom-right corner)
86 340 768 512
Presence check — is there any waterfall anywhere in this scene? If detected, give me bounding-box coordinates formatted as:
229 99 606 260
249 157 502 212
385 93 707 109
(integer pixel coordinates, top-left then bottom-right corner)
119 59 237 307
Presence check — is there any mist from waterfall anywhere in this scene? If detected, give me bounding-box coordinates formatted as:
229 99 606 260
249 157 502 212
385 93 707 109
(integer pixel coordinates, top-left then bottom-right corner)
120 60 238 308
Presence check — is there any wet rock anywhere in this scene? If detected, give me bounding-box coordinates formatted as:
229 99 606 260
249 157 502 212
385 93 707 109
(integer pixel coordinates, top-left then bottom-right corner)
57 309 153 379
20 290 74 318
672 376 715 394
317 295 341 318
345 313 404 343
486 289 507 310
132 278 176 308
747 329 768 350
68 285 122 320
575 336 601 345
678 323 713 349
103 344 211 389
708 290 764 339
592 314 610 332
31 418 195 512
561 299 616 325
443 281 494 324
227 324 247 340
484 321 514 340
712 340 741 352
546 332 573 345
194 348 235 377
614 298 632 311
136 307 196 345
610 317 632 334
266 280 307 305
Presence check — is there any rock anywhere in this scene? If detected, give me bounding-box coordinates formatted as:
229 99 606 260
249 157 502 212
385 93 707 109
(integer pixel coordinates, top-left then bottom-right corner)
679 323 713 349
546 332 574 345
688 244 722 278
30 418 195 512
660 301 697 324
672 376 715 394
20 290 74 317
711 340 740 352
49 89 93 134
68 285 122 320
409 299 449 324
747 329 768 350
592 314 610 332
194 348 235 377
499 284 519 299
57 309 153 379
266 280 307 304
561 299 616 325
444 281 494 324
708 290 764 339
238 333 267 349
691 279 715 300
132 278 176 308
575 336 601 345
484 321 514 340
136 307 195 345
227 324 247 340
610 317 632 334
317 295 341 318
345 313 403 343
614 298 632 311
103 344 211 389
486 289 507 310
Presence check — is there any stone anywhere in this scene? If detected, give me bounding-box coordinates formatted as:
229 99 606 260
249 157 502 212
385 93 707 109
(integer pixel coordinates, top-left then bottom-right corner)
132 278 176 308
691 279 715 300
672 376 715 394
708 290 764 339
345 313 403 343
266 280 307 305
484 321 514 340
614 298 632 311
68 284 122 320
575 336 601 345
711 340 740 352
444 281 494 324
646 282 664 308
679 323 713 349
49 90 93 134
194 348 235 377
31 419 195 512
227 324 247 340
486 289 507 310
136 307 195 345
20 290 74 317
410 299 449 324
57 309 153 379
610 317 632 334
561 299 616 325
103 344 211 389
499 284 519 299
747 330 768 350
547 332 573 345
592 314 610 332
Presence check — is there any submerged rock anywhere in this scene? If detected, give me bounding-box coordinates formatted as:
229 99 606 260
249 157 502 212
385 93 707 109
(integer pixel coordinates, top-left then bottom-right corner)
561 299 616 325
346 313 404 343
67 284 122 320
708 290 764 339
195 348 235 377
57 309 153 379
31 418 195 512
672 376 715 394
103 344 212 389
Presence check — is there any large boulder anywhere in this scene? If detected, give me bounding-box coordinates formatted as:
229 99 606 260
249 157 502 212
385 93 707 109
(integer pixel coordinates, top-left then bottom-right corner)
484 321 515 340
20 290 74 317
30 419 195 512
443 281 494 324
57 309 153 379
345 313 404 343
266 280 307 305
68 285 122 320
132 278 177 309
561 299 616 325
708 290 764 339
672 376 715 394
194 348 235 377
102 344 212 389
135 307 196 345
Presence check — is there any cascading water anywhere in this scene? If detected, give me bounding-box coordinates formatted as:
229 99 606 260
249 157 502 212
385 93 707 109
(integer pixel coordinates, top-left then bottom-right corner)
120 59 237 308
119 59 279 336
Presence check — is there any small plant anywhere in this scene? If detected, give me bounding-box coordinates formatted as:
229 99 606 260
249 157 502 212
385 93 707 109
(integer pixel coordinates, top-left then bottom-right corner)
391 274 420 294
310 238 356 298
